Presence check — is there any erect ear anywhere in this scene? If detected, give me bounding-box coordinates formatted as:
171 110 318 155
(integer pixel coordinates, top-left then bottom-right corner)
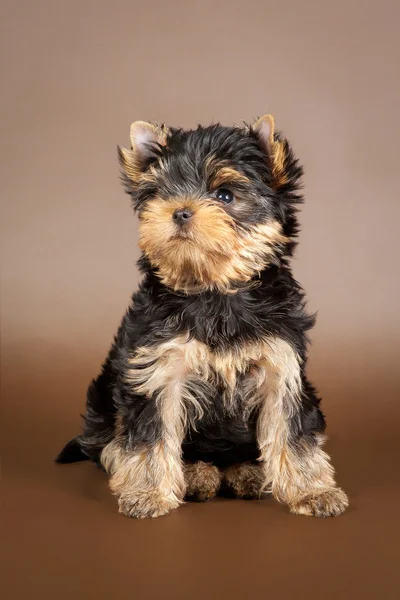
253 114 275 155
253 114 292 190
118 121 168 182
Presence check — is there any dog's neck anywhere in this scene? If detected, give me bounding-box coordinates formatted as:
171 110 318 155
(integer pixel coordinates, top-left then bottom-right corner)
134 261 311 352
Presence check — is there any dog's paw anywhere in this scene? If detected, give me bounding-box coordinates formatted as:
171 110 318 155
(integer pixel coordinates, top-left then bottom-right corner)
118 491 181 519
184 461 222 502
289 487 349 518
222 463 266 499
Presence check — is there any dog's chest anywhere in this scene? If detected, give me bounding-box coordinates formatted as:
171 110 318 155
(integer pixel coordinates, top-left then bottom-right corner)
126 334 272 408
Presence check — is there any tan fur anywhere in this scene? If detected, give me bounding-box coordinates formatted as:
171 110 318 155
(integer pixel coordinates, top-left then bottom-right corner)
271 141 289 187
101 336 205 518
253 114 289 189
254 338 348 517
210 166 250 189
119 147 143 182
184 462 222 501
139 197 288 294
223 463 265 499
119 121 168 183
101 438 184 518
127 335 292 411
126 336 212 424
289 486 349 517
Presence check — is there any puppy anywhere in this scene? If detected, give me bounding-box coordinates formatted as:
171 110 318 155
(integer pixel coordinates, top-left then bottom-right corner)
57 115 348 519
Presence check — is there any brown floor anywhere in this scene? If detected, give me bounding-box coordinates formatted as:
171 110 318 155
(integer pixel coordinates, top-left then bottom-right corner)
2 353 399 599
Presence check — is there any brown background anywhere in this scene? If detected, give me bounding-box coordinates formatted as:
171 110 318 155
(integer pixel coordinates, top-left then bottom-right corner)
1 1 399 598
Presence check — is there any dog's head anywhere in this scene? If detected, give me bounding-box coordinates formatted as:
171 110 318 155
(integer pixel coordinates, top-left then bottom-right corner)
118 116 303 293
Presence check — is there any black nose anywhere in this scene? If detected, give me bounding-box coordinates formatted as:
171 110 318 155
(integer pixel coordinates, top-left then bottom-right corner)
173 208 193 225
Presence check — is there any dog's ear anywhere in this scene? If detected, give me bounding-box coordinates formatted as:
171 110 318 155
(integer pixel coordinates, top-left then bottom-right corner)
253 114 275 155
118 121 168 183
253 114 302 193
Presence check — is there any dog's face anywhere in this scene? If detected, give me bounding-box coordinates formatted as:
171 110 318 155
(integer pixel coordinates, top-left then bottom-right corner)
119 116 302 293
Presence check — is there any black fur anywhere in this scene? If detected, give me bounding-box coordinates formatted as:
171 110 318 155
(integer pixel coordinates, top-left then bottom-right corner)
58 120 325 470
56 437 89 463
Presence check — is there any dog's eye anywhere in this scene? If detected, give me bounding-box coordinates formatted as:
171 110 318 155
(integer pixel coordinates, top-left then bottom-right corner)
215 188 234 204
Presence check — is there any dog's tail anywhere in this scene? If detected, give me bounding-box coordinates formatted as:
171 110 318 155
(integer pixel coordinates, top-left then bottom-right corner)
55 437 90 464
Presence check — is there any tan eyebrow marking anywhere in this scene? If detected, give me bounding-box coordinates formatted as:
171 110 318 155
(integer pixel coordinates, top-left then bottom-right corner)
210 166 250 190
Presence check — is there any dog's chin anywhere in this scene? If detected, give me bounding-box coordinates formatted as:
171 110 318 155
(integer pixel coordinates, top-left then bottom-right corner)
144 240 257 295
163 228 226 254
170 228 194 241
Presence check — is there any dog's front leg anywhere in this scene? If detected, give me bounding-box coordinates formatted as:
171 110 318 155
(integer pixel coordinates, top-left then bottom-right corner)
256 337 348 517
101 427 186 519
100 337 207 518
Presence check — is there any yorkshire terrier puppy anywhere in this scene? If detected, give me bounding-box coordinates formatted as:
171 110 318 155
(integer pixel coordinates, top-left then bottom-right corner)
57 115 348 519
